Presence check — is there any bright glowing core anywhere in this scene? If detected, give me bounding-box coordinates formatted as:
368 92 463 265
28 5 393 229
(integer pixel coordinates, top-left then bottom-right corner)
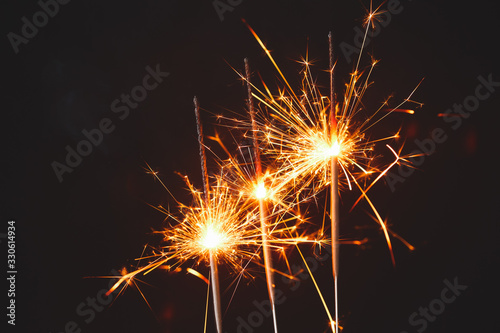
254 182 267 199
330 140 341 156
201 227 224 250
317 140 341 158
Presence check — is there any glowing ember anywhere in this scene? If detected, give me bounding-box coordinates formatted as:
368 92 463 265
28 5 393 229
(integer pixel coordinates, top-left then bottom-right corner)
254 181 267 199
316 139 341 159
200 225 226 250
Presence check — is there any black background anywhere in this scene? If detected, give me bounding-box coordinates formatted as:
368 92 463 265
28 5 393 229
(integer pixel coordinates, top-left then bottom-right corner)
2 0 500 332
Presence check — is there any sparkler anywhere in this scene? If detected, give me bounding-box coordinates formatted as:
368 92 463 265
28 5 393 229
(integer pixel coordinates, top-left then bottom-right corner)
105 101 263 333
237 10 421 331
105 98 314 332
104 5 420 332
105 166 265 332
245 57 278 333
194 96 223 333
328 31 341 333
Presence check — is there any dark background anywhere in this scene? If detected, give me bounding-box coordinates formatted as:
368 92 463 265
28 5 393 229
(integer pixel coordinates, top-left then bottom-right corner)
2 0 500 332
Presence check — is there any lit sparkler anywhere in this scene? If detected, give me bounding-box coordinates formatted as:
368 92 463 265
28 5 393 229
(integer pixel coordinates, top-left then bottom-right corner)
234 11 421 331
104 5 420 332
244 57 277 332
105 167 263 332
105 99 262 333
106 98 316 333
194 96 224 333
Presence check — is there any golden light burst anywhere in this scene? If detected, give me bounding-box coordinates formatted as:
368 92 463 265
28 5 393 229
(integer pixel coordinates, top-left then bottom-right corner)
232 18 421 250
105 174 260 297
105 6 421 333
220 15 420 332
106 167 312 297
210 133 304 214
156 174 261 269
242 52 415 197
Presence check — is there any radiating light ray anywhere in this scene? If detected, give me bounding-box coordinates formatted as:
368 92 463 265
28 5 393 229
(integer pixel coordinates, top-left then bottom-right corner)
350 144 400 212
388 229 415 251
187 267 210 285
350 175 396 266
203 272 211 333
295 244 339 332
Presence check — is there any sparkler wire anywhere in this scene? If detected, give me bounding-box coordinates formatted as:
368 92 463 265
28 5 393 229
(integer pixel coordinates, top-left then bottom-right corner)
245 57 279 333
329 31 340 333
194 96 223 333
